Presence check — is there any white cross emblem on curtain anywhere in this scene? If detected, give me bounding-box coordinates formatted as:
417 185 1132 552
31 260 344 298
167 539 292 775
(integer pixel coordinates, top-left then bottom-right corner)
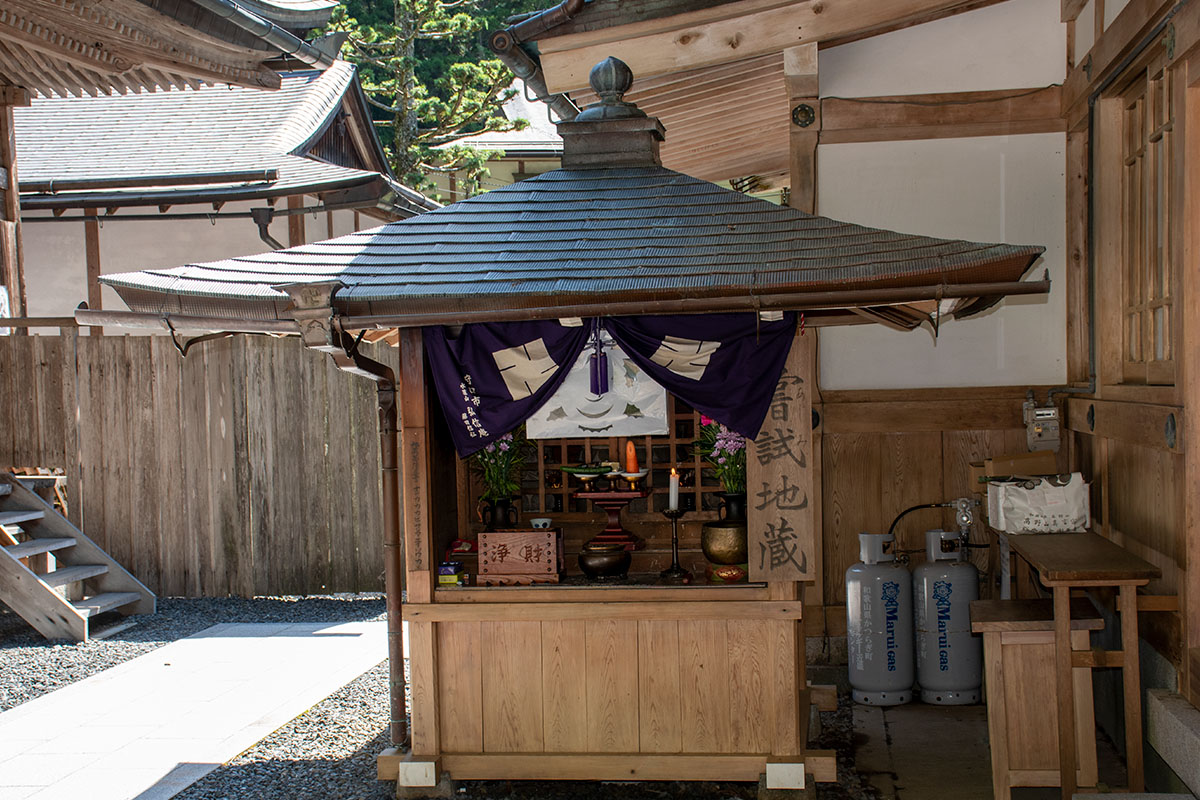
492 338 558 400
649 335 721 380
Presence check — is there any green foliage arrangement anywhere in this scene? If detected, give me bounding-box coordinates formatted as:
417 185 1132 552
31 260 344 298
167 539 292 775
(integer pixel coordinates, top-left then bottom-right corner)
696 415 747 494
471 426 529 500
325 0 544 191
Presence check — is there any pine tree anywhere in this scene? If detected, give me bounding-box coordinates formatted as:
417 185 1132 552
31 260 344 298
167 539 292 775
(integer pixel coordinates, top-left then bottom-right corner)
328 0 543 190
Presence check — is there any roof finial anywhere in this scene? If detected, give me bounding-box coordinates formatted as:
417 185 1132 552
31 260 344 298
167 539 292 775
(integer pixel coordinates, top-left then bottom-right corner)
575 56 646 121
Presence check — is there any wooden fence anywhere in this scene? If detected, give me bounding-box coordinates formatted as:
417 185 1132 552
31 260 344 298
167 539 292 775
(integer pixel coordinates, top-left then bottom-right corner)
0 332 394 597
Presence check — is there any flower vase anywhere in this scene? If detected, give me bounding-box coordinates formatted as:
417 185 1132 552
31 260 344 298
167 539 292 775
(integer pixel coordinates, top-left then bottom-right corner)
701 492 748 565
481 497 519 531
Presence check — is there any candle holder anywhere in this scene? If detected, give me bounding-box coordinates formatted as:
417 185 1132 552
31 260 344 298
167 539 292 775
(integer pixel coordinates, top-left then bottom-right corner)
659 508 692 584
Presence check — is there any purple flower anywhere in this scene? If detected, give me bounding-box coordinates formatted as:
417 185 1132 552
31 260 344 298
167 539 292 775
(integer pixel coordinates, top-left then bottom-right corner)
498 442 509 451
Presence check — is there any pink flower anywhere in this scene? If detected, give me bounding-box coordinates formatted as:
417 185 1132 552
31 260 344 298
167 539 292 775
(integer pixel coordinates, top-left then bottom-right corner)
700 415 715 426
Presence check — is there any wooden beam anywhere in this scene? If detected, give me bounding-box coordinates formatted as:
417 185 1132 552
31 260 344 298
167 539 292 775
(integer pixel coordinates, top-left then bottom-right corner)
1065 397 1183 452
1183 52 1200 704
819 85 1065 144
83 209 102 314
823 397 1025 433
539 0 1005 93
784 43 818 208
1062 0 1178 113
0 87 31 107
287 195 305 247
0 104 25 321
1063 0 1090 22
403 601 804 622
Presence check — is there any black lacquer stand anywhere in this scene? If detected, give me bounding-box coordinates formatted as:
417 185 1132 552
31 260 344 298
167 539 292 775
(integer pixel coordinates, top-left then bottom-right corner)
659 508 692 584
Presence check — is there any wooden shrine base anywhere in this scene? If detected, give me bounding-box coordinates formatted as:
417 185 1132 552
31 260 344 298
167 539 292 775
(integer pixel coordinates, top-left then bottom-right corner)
380 750 837 785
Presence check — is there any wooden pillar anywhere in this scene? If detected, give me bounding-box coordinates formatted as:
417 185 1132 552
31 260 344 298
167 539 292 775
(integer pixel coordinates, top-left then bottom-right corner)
784 44 819 214
287 195 305 247
0 90 31 323
1182 59 1200 705
83 209 102 335
398 328 439 761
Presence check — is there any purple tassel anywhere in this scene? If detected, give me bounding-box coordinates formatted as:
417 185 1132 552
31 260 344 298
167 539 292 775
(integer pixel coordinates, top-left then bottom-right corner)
589 350 609 395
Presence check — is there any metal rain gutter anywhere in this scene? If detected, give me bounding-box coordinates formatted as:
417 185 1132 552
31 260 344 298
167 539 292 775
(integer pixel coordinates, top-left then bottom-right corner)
487 0 584 122
75 276 1051 333
189 0 337 69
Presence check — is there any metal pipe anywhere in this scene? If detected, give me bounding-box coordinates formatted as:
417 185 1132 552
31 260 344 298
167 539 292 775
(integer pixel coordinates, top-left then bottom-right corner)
2 316 79 328
323 330 406 748
21 171 278 193
487 31 580 122
507 0 586 43
487 0 584 122
74 308 298 334
341 278 1052 330
189 0 336 69
23 203 356 223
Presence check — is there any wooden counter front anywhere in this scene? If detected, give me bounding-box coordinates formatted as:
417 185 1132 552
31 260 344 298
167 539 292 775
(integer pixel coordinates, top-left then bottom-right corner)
398 585 811 783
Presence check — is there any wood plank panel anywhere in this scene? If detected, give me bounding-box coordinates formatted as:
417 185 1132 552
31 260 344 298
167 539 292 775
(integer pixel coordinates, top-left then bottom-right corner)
679 619 731 752
542 620 589 752
148 337 180 595
437 620 483 753
408 620 439 758
727 618 772 752
638 620 682 753
770 618 802 755
585 619 639 752
130 337 162 592
244 338 275 596
178 336 209 596
481 621 544 752
1107 439 1183 591
100 336 131 568
822 433 883 606
325 350 357 591
879 432 944 554
301 345 331 594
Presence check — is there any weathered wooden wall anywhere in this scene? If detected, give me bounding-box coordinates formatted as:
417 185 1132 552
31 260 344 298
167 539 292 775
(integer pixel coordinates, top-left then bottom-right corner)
0 332 393 597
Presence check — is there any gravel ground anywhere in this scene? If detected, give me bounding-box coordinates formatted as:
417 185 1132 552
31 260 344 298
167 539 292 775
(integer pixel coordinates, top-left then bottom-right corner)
0 594 386 712
2 595 878 800
178 667 878 800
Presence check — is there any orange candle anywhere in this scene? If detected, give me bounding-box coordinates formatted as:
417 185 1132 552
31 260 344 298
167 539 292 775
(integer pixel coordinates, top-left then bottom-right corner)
625 440 639 473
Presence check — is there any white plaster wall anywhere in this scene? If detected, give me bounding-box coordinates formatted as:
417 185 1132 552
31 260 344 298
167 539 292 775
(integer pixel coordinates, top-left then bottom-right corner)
819 0 1065 97
815 0 1068 390
22 203 362 322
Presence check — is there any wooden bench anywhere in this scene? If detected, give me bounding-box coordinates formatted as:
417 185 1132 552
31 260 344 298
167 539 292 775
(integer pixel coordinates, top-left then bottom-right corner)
971 599 1104 800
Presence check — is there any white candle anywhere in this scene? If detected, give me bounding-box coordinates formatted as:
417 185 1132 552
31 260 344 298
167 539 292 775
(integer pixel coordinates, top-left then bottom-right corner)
669 468 679 511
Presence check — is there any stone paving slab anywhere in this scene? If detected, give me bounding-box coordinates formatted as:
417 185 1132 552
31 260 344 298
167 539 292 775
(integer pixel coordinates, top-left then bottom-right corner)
0 621 386 800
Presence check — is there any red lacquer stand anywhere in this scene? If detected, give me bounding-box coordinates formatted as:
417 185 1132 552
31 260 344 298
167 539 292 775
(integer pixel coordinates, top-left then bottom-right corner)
575 489 649 551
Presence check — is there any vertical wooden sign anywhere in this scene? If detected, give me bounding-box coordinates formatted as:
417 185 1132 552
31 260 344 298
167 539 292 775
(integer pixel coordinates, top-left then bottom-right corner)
747 334 813 582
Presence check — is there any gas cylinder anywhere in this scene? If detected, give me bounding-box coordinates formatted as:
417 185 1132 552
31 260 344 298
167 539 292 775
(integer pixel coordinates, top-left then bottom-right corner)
913 529 981 704
846 532 913 706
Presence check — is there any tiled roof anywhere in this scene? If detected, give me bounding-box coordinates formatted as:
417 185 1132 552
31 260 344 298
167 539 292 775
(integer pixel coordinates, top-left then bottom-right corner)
14 62 431 212
103 165 1043 317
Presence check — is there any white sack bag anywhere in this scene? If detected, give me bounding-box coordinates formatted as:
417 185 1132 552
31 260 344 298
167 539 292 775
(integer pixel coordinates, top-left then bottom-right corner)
987 473 1091 533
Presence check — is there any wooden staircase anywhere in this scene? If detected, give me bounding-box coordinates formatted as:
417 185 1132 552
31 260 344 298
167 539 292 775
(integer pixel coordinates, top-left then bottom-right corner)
0 473 154 641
